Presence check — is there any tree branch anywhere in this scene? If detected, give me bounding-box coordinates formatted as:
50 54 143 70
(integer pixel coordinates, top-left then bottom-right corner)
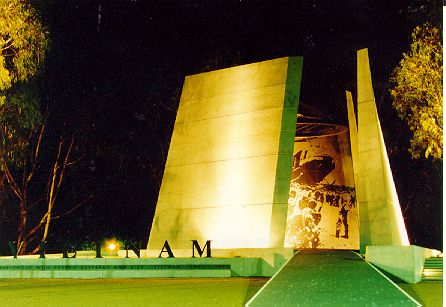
2 162 23 201
23 212 48 242
52 195 96 220
66 154 84 167
50 136 73 207
26 121 46 183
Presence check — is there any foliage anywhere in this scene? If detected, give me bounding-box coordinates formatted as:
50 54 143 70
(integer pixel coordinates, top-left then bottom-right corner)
0 83 41 166
0 0 48 95
0 1 63 254
390 23 443 160
0 0 49 166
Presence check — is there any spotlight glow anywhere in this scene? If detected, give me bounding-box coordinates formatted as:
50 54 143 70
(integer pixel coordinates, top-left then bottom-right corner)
105 239 120 253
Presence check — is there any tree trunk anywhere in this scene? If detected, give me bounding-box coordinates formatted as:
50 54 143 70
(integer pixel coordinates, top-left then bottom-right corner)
17 201 27 254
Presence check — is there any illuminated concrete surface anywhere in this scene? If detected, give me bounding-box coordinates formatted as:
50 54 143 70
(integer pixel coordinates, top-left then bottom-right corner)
346 90 359 202
148 57 302 250
365 245 437 284
355 48 409 251
139 247 295 270
0 254 291 278
246 250 420 306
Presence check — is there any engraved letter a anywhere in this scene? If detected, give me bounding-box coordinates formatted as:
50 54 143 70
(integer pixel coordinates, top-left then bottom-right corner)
158 240 175 258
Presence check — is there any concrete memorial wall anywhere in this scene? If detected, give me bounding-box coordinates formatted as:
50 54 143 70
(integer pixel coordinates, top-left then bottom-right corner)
148 50 410 253
148 57 303 250
355 49 409 251
0 52 424 283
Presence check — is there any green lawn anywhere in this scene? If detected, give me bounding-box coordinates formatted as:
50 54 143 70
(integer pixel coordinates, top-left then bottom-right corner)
398 281 443 307
0 278 268 307
0 278 441 307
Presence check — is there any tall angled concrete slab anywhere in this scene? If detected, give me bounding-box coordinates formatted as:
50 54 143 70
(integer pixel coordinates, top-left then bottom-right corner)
346 91 358 183
356 49 409 252
148 57 303 250
346 91 361 244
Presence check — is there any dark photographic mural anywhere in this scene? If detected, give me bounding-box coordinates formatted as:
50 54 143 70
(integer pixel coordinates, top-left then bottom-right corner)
285 124 359 250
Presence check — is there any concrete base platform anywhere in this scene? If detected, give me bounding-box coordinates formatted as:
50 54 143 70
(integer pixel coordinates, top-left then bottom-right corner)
246 250 421 306
0 248 295 278
365 245 441 283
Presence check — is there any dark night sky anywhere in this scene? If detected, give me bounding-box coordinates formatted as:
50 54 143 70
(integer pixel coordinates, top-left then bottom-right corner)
19 0 442 251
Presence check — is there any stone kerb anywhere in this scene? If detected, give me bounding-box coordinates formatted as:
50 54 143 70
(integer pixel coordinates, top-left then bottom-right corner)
0 248 295 278
365 245 437 283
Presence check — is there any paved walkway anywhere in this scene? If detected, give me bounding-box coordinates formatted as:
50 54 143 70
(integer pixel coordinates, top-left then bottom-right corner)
246 250 420 306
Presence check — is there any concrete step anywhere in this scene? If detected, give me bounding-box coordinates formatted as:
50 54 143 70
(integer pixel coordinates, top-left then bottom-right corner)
424 258 443 264
422 257 443 281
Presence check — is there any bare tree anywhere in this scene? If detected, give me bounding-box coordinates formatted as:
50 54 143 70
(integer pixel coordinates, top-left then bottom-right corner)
3 120 85 254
